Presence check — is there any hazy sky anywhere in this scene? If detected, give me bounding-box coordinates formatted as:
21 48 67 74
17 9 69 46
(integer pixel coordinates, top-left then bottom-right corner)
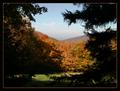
31 3 116 40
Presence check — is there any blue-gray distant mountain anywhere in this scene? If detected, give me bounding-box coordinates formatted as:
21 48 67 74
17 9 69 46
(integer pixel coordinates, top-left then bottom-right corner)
33 31 89 43
62 35 89 42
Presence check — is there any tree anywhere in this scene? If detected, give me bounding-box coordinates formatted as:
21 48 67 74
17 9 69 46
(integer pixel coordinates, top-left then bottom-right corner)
62 3 117 86
4 3 47 29
62 4 116 31
70 41 96 72
3 4 59 85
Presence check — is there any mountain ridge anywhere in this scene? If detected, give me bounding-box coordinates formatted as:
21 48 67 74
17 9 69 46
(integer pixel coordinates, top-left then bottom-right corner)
33 31 89 43
61 35 89 42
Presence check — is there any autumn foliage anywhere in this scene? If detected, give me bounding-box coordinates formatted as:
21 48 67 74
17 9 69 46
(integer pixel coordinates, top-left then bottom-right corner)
3 4 117 87
57 40 96 72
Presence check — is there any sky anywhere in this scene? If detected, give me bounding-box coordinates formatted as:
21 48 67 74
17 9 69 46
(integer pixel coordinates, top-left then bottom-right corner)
31 3 117 40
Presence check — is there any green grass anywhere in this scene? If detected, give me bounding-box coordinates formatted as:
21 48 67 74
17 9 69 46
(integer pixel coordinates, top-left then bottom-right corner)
25 72 81 87
32 74 50 81
32 72 82 81
5 72 116 87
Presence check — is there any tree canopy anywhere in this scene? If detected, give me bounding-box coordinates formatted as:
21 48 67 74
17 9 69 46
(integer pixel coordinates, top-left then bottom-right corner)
62 4 116 30
4 3 47 29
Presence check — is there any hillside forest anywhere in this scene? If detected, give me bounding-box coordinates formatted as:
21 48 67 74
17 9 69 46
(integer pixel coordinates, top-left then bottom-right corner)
3 3 117 87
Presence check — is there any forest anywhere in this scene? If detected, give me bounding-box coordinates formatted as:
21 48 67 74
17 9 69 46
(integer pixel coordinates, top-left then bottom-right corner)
3 3 117 87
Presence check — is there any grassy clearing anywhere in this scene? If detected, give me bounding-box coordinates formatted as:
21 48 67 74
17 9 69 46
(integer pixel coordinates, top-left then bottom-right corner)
32 74 50 81
5 72 83 87
32 72 82 81
24 72 82 87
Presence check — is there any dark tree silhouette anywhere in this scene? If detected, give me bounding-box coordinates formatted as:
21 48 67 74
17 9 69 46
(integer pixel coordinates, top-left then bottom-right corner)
4 3 47 29
61 3 117 87
62 4 116 30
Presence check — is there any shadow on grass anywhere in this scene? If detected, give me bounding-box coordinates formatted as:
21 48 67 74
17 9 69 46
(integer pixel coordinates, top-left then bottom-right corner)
4 72 116 87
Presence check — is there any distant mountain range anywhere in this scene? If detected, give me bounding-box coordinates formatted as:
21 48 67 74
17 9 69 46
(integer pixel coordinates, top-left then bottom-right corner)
62 35 89 42
33 31 89 43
